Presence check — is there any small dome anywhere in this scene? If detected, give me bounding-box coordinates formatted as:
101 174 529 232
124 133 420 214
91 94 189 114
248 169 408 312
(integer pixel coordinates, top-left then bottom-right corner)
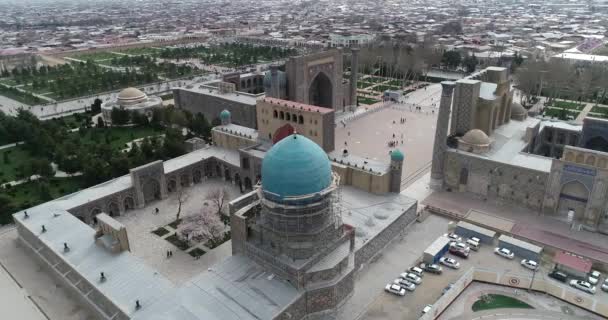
262 134 331 200
117 87 146 102
462 129 490 146
220 109 231 120
511 102 526 116
391 149 404 161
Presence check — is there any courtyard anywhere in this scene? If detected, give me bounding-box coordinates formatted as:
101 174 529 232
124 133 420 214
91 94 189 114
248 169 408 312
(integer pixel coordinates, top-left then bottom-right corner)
335 83 443 182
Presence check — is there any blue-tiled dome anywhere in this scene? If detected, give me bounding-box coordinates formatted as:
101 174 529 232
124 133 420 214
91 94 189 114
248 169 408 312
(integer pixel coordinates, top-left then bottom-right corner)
262 134 331 200
220 109 231 120
391 149 404 161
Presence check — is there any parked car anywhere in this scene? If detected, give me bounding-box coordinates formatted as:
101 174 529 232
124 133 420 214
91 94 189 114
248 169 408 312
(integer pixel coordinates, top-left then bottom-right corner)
393 278 416 291
601 279 608 292
569 279 596 294
385 283 406 296
449 246 470 259
450 242 470 252
419 263 443 274
588 270 602 285
399 272 422 284
548 270 568 283
445 233 461 243
422 304 432 314
469 236 481 243
494 247 515 259
521 259 539 271
466 239 480 251
439 257 460 269
409 266 424 277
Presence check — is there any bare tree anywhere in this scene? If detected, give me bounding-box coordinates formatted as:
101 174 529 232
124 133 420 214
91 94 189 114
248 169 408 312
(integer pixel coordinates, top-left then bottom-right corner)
174 188 189 221
205 187 230 216
514 60 542 104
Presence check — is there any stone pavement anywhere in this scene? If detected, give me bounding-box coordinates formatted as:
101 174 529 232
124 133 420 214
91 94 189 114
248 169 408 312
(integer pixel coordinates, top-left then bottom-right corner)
114 178 240 285
334 84 442 181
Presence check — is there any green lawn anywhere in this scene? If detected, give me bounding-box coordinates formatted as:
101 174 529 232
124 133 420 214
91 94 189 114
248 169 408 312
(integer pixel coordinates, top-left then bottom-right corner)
0 146 31 183
2 176 85 223
358 96 380 105
0 86 43 105
373 84 401 93
472 294 533 312
357 81 375 89
78 126 162 150
544 107 580 120
0 79 18 86
551 100 586 111
117 47 162 56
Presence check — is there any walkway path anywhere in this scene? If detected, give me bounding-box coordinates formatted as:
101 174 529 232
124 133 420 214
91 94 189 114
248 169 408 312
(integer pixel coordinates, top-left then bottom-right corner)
575 102 596 123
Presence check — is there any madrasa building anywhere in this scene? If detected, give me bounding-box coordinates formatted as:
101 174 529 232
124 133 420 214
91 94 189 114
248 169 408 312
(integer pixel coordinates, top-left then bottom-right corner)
431 67 608 234
12 50 416 320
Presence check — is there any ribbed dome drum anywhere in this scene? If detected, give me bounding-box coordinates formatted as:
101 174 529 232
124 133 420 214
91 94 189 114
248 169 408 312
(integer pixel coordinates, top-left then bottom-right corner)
261 134 331 201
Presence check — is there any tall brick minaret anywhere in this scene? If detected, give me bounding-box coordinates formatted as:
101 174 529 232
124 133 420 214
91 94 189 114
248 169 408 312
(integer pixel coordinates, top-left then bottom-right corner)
430 81 455 190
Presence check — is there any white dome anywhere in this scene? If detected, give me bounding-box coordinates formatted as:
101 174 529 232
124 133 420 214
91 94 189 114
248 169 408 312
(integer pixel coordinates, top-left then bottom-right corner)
462 129 490 146
117 87 147 104
511 102 526 116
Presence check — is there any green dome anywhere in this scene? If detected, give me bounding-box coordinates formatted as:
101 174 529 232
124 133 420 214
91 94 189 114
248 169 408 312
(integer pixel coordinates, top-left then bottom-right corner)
391 149 404 161
220 109 231 120
262 134 331 201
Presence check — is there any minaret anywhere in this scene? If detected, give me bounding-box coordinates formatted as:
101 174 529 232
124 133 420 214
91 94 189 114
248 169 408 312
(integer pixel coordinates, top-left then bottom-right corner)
430 81 455 190
269 64 279 98
389 149 404 193
349 48 360 111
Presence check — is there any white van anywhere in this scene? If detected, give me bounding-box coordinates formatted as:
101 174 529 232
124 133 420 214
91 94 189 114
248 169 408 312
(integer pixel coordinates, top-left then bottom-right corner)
466 239 480 251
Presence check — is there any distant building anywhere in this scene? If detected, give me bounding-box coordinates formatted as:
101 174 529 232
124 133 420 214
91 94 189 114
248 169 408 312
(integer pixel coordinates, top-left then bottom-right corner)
101 87 162 124
328 33 375 48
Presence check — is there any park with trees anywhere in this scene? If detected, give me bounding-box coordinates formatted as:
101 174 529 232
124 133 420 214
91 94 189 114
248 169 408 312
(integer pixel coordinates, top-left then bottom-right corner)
0 106 214 224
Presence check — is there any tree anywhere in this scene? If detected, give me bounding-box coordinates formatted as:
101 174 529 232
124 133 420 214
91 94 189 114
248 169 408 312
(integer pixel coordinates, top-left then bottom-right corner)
463 54 478 73
176 202 226 246
90 98 102 114
440 21 463 35
0 194 15 224
205 187 230 218
96 117 105 128
110 107 130 125
174 188 189 220
442 51 461 69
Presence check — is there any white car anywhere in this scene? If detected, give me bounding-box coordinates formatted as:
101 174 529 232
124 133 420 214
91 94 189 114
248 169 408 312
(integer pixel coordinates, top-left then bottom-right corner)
450 242 470 252
469 236 481 243
445 233 462 243
408 266 424 277
439 257 460 269
494 247 515 259
569 279 596 294
422 304 432 314
393 278 416 291
588 270 602 285
399 272 422 284
521 259 539 270
385 283 406 296
601 279 608 292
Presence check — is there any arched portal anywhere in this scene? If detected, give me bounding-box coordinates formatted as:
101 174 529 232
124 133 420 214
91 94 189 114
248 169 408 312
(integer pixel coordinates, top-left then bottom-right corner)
143 179 161 203
108 202 119 217
585 136 608 153
459 167 469 185
193 170 202 184
180 173 190 187
167 179 177 193
225 168 231 181
123 197 135 211
557 180 589 221
244 177 252 190
309 72 333 108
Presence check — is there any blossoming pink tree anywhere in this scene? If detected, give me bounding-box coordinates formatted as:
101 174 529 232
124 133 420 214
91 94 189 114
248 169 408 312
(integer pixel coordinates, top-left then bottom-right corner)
176 202 225 246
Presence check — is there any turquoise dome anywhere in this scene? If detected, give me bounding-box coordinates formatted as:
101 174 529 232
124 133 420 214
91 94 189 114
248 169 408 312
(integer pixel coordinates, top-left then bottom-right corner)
391 149 404 161
220 109 231 120
262 134 331 200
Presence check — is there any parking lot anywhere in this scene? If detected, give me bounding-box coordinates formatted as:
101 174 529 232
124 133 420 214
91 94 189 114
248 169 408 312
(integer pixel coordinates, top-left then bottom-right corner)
359 231 608 320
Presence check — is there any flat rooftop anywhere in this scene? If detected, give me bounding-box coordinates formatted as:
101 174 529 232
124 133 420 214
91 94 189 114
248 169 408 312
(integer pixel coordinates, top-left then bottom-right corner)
262 97 334 114
449 117 553 172
177 83 261 105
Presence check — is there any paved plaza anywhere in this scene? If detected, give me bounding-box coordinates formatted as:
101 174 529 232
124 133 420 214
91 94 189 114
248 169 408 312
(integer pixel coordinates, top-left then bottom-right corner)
335 83 443 181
